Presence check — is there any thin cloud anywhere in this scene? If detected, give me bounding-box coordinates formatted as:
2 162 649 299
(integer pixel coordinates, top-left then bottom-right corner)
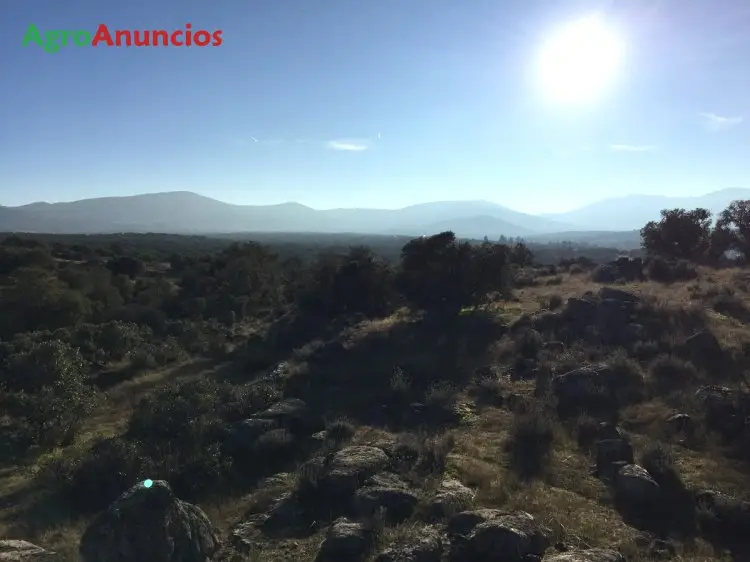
700 112 743 131
326 139 370 151
609 144 657 152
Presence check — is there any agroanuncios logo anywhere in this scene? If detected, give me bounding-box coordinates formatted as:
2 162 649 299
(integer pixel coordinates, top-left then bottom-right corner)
22 23 223 53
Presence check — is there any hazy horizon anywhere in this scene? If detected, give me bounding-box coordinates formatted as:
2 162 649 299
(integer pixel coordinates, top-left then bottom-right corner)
2 0 749 214
1 186 747 217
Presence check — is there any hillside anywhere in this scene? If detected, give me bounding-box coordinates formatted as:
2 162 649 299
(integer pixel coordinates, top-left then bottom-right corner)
0 233 748 562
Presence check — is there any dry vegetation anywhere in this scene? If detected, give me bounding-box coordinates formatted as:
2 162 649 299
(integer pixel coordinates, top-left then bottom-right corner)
3 261 750 561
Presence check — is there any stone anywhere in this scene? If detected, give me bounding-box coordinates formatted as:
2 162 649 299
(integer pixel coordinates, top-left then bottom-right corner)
79 480 219 562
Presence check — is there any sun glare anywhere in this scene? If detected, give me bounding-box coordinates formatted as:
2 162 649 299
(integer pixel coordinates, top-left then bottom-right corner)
535 15 625 105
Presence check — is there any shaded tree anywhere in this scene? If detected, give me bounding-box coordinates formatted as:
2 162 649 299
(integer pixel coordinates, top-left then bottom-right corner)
716 200 750 260
641 208 712 261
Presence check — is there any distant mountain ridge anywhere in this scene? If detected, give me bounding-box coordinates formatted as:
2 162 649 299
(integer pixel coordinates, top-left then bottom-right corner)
0 188 746 248
0 192 575 238
543 188 750 231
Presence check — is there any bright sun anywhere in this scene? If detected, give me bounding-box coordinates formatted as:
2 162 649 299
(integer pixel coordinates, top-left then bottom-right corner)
535 15 625 105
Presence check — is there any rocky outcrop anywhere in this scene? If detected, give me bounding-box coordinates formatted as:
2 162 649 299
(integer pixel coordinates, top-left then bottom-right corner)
79 480 219 562
299 445 391 511
0 540 57 561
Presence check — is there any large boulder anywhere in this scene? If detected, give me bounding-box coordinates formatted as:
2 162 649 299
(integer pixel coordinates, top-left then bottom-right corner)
461 511 551 562
447 509 508 538
299 446 390 508
254 397 324 435
352 472 418 522
544 549 624 562
0 540 57 561
695 489 750 537
79 480 219 562
429 479 475 519
614 464 660 507
374 525 443 562
315 518 375 562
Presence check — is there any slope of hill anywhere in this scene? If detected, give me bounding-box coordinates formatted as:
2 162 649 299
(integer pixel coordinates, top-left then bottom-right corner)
544 188 750 231
0 192 573 238
1 240 749 561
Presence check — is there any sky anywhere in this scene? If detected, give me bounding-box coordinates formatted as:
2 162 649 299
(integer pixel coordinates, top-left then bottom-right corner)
1 0 749 213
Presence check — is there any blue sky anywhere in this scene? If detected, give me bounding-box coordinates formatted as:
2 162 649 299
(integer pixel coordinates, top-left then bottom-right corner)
1 0 748 213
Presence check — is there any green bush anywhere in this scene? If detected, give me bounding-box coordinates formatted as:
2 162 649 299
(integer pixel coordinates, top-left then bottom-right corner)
1 341 97 454
507 406 555 479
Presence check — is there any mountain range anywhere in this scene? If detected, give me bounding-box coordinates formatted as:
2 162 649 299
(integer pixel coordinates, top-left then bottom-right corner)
0 188 748 250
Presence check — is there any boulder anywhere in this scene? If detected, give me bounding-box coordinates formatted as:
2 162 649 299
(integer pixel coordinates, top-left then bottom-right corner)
374 525 443 562
614 464 660 507
462 511 551 562
447 509 508 538
0 540 57 561
79 480 219 562
316 518 374 562
599 287 640 304
695 489 750 536
255 397 324 435
352 472 418 522
544 548 624 562
551 364 612 413
430 479 475 519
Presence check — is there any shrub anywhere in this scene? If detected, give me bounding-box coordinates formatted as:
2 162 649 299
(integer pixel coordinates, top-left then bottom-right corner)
591 264 617 283
608 351 645 404
646 257 697 283
470 375 505 406
325 418 356 444
507 406 555 479
126 378 223 446
712 293 750 323
424 381 458 420
575 415 600 450
390 432 455 477
57 437 156 513
514 328 544 359
1 341 98 454
649 355 699 394
548 294 564 310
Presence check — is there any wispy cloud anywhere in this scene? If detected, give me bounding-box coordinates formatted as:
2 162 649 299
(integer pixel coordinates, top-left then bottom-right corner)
326 139 370 151
609 144 657 152
229 134 381 151
699 112 743 131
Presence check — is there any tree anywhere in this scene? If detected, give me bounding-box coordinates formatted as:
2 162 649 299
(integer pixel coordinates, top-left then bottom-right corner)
397 232 513 316
716 200 750 260
640 208 712 261
106 256 144 279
